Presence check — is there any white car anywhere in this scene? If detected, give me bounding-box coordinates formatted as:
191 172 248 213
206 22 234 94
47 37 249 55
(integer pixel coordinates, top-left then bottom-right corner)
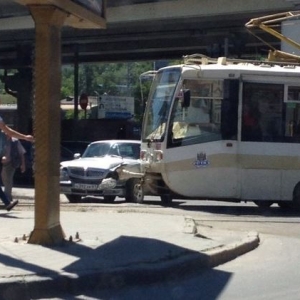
60 140 143 203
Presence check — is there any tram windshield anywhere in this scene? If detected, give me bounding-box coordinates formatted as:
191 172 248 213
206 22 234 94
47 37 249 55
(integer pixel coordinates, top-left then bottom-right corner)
142 67 230 146
142 68 181 141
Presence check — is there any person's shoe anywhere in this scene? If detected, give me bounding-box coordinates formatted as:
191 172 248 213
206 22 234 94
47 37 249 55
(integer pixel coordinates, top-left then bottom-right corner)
6 200 19 212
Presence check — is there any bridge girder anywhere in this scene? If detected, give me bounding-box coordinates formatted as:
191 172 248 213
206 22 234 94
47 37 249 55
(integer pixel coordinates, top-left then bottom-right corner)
0 0 296 67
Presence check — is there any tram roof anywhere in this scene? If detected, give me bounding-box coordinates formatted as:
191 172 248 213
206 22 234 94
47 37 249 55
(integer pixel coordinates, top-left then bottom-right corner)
158 55 300 77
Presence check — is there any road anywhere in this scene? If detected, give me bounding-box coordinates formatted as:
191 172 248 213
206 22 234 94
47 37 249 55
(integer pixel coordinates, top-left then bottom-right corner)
19 193 300 299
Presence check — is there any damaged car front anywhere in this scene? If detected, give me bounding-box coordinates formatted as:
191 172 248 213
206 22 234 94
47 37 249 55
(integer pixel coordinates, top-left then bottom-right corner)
60 140 144 203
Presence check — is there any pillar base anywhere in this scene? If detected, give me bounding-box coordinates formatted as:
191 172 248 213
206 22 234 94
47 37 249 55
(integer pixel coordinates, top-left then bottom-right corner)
28 224 65 246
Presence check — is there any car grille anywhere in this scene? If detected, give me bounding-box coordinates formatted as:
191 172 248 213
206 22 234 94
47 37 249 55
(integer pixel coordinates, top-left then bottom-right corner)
68 167 106 179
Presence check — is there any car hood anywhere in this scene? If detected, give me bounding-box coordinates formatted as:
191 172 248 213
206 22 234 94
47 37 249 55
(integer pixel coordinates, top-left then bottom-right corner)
60 156 136 169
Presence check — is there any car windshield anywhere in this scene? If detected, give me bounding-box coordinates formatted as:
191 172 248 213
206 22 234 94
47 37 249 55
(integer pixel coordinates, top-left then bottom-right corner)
82 142 140 159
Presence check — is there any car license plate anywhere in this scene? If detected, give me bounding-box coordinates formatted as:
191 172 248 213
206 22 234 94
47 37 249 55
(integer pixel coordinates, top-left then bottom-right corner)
74 183 98 190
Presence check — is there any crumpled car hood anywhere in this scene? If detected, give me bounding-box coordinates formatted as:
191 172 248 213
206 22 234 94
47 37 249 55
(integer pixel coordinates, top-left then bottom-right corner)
60 156 135 169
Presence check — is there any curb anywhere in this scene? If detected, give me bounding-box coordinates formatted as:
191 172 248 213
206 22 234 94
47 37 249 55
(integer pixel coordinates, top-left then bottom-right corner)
204 231 260 267
193 221 260 268
0 232 260 299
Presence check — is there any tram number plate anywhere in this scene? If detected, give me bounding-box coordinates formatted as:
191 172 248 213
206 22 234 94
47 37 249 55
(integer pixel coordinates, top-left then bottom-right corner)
74 183 98 190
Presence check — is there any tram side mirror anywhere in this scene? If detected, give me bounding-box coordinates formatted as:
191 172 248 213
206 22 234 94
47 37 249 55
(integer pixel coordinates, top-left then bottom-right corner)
181 89 190 108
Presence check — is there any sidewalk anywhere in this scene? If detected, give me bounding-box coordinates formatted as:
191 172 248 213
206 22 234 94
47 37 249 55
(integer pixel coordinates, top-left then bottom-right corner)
0 188 259 299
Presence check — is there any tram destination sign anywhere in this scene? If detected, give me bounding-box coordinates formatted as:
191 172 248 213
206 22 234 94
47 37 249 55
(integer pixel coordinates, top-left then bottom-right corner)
15 0 106 29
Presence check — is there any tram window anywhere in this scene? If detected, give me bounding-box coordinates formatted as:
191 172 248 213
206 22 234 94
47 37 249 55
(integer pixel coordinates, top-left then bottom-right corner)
167 79 223 148
242 82 286 142
284 102 300 140
221 80 238 140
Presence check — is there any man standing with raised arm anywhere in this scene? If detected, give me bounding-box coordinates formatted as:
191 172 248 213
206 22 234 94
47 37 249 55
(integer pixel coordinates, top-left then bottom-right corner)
0 115 34 211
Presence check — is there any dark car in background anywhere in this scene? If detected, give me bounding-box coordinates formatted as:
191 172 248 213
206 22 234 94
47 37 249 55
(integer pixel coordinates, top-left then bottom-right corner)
60 140 143 203
14 141 80 186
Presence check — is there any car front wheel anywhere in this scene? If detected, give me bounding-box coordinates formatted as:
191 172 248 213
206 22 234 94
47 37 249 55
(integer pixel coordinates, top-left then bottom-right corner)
126 179 144 203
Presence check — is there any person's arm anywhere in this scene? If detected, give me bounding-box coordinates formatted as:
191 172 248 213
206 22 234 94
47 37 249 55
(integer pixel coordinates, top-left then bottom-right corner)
0 120 34 142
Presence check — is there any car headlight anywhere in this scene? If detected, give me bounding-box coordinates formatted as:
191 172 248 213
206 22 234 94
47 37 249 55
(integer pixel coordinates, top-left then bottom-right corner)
60 168 70 181
99 178 117 190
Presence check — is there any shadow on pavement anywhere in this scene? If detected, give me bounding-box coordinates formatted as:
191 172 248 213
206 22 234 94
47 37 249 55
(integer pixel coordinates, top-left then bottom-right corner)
58 236 232 298
0 236 232 299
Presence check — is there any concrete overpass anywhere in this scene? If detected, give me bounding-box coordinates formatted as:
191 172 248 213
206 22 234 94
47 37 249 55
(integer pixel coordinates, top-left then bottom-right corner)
0 0 299 68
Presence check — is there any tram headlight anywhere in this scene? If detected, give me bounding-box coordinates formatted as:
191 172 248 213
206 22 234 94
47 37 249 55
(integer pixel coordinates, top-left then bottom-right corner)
140 150 147 161
140 149 163 162
154 150 163 162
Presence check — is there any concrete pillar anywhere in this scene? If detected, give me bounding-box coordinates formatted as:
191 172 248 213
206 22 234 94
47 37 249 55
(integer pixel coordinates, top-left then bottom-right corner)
28 6 67 245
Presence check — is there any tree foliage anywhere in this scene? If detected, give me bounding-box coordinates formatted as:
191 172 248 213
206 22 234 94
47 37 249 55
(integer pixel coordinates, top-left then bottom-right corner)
61 60 180 121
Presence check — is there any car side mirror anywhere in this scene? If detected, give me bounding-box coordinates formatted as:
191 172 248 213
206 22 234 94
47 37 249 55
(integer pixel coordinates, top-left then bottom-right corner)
74 153 81 159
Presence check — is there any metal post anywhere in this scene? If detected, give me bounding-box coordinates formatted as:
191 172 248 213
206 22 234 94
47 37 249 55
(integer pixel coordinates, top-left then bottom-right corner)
74 46 79 120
